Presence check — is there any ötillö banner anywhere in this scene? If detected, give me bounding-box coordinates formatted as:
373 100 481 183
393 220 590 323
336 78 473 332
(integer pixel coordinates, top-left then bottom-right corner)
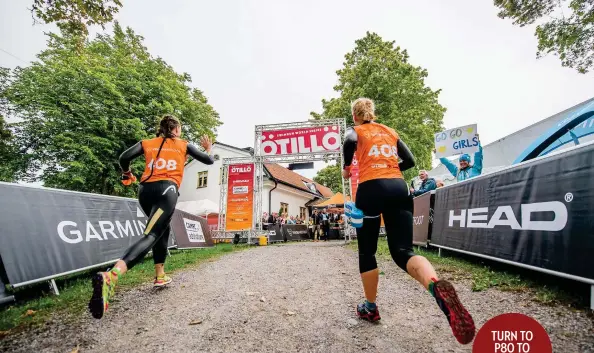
170 209 214 249
431 143 594 281
260 126 341 156
225 163 254 231
0 183 148 286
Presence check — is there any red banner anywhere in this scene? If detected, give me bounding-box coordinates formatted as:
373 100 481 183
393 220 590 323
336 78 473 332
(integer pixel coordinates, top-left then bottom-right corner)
260 126 341 155
225 163 254 231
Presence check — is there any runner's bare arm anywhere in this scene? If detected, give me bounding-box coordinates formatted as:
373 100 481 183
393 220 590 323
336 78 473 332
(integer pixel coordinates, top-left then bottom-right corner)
397 139 415 172
187 144 215 165
343 127 357 167
119 142 143 172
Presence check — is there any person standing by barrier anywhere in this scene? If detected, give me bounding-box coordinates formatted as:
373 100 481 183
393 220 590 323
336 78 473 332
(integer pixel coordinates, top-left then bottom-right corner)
342 98 475 345
88 115 214 320
437 136 483 182
410 170 437 196
322 209 330 241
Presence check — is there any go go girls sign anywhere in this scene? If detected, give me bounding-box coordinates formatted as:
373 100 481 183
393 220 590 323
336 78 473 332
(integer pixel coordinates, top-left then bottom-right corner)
260 125 341 156
434 124 480 159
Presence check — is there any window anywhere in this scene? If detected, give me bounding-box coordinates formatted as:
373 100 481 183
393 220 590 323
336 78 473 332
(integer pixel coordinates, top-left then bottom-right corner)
300 207 307 220
197 171 208 188
280 202 288 216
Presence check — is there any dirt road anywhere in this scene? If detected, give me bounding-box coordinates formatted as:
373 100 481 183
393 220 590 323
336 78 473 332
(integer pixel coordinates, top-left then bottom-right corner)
2 242 594 352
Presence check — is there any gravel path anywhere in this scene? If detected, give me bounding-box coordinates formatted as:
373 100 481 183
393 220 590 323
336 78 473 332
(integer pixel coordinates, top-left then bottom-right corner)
2 242 594 353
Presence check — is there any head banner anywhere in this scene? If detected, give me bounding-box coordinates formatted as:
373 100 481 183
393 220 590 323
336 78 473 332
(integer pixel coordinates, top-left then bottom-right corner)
260 125 341 155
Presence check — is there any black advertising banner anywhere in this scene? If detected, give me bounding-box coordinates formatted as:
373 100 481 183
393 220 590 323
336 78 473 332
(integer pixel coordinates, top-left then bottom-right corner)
282 224 309 241
267 224 284 242
431 143 594 281
413 192 432 246
170 209 214 249
0 183 148 286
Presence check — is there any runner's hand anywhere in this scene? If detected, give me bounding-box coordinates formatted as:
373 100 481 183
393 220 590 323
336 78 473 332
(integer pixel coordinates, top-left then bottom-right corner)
200 135 213 154
121 171 137 186
342 168 351 179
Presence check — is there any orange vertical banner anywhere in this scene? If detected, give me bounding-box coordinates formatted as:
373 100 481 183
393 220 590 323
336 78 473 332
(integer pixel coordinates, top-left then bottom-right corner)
225 163 254 231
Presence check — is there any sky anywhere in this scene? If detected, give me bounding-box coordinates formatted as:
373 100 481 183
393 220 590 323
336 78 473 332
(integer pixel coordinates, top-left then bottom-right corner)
1 0 593 180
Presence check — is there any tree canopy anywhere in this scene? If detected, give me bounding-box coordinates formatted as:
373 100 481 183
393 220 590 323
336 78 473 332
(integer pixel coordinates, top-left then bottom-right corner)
31 0 123 37
311 32 445 182
313 164 342 193
494 0 594 74
0 24 221 196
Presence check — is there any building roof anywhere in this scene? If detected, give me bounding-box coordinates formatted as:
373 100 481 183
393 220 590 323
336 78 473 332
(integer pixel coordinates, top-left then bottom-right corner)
264 163 334 198
214 142 254 155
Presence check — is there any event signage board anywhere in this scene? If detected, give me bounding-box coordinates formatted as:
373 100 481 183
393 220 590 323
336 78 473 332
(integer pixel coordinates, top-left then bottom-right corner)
170 209 214 249
412 192 432 246
431 142 594 281
0 183 148 286
260 126 341 156
267 224 284 242
434 124 479 159
282 224 309 241
225 163 255 231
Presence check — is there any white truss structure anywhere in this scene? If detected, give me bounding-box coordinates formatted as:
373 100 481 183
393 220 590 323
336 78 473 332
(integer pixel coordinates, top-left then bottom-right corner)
216 119 353 244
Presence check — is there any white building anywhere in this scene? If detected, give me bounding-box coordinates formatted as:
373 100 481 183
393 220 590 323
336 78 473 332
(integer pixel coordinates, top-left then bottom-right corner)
179 142 333 224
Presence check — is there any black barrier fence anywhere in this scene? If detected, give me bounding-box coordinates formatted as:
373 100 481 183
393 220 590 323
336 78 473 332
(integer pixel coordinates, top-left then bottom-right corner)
266 224 284 242
0 183 184 288
282 224 309 241
412 191 433 246
431 142 594 283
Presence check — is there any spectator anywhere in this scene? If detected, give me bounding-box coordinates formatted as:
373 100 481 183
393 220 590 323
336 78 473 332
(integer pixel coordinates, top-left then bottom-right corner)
410 170 437 197
312 210 321 242
267 212 277 225
438 134 483 182
287 216 296 225
321 209 330 241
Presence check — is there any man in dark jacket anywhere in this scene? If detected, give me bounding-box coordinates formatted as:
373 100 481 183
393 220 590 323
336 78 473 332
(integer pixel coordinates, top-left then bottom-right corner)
410 170 437 197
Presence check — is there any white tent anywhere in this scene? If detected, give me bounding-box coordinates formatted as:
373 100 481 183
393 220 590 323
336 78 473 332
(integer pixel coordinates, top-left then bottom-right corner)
176 199 219 217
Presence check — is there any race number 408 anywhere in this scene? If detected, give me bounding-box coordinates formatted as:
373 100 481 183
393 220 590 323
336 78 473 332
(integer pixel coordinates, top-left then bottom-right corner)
148 158 177 171
368 144 397 158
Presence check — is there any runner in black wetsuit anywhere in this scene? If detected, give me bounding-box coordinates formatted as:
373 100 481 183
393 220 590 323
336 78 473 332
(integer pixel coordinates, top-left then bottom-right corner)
89 115 215 319
343 98 475 345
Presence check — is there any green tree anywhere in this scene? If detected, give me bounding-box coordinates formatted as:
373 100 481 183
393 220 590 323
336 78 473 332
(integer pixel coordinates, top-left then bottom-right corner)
313 164 342 193
31 0 123 37
0 24 221 196
494 0 594 74
311 32 445 181
0 115 20 182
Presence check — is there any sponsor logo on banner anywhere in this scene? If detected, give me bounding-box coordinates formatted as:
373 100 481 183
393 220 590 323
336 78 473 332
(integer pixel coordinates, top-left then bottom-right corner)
260 126 341 155
183 218 205 243
434 124 479 159
448 201 568 231
226 163 254 231
56 207 147 244
233 186 248 194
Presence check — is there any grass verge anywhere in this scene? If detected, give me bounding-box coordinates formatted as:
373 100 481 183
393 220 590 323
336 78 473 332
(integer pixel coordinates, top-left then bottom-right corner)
0 244 244 333
348 238 584 308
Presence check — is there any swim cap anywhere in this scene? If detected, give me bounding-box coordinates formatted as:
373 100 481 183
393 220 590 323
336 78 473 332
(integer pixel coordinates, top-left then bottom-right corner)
459 154 471 163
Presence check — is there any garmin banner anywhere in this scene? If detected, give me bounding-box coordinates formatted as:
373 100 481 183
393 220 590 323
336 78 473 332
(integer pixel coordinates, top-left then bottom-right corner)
170 209 214 249
282 224 309 241
431 143 594 281
413 192 432 246
0 183 148 286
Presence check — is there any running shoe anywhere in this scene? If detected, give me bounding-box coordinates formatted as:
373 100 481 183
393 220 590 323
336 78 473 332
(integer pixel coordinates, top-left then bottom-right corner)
88 271 116 319
356 303 381 322
433 279 476 344
154 275 172 287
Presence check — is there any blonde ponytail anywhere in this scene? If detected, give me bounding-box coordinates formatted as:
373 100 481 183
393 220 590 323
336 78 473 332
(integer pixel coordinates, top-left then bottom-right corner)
351 98 376 122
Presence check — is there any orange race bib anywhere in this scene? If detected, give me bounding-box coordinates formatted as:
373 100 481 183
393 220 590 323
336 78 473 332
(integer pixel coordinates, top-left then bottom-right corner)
353 123 403 183
140 137 188 187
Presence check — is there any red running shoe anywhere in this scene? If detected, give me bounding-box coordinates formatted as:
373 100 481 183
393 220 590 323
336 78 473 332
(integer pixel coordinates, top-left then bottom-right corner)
356 303 381 322
433 279 476 344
